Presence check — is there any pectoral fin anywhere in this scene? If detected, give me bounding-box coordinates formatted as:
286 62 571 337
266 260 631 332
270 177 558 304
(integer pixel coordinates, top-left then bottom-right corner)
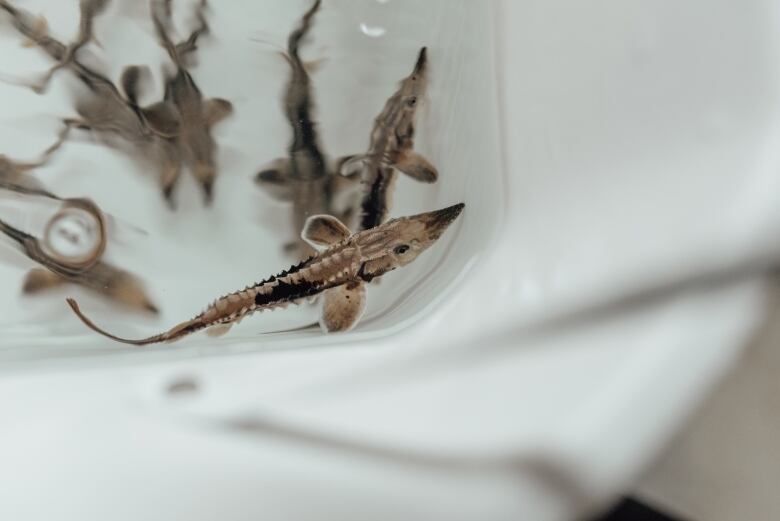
204 98 233 127
338 154 369 178
319 282 366 333
302 214 351 251
303 57 326 74
22 268 65 294
255 158 293 201
206 323 233 337
120 65 153 105
332 155 362 181
141 101 181 138
328 167 362 197
98 268 159 314
394 150 438 183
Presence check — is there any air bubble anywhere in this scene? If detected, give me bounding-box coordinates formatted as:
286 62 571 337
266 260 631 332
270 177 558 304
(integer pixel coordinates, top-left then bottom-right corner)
359 23 386 38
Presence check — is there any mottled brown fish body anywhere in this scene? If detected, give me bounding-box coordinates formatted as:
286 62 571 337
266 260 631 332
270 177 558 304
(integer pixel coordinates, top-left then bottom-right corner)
151 0 232 204
67 204 464 345
68 244 359 345
255 0 361 257
199 244 359 326
347 47 437 232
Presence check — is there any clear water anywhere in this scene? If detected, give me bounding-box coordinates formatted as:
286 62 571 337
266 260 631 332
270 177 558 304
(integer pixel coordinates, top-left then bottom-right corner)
0 0 503 362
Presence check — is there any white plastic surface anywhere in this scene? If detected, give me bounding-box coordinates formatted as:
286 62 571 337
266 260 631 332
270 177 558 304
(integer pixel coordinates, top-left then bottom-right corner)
1 1 780 520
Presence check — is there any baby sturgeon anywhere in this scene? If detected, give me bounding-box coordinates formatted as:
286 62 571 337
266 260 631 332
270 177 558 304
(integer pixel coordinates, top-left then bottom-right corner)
67 203 465 345
341 46 439 231
0 196 158 312
255 0 359 256
150 0 233 204
0 0 183 205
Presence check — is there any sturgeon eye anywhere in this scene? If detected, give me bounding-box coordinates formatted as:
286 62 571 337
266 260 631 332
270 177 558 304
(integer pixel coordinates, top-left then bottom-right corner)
393 244 410 255
406 97 417 108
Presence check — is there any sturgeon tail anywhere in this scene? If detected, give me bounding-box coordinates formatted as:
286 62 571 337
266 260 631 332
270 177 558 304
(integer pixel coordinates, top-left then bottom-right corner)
66 298 200 345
